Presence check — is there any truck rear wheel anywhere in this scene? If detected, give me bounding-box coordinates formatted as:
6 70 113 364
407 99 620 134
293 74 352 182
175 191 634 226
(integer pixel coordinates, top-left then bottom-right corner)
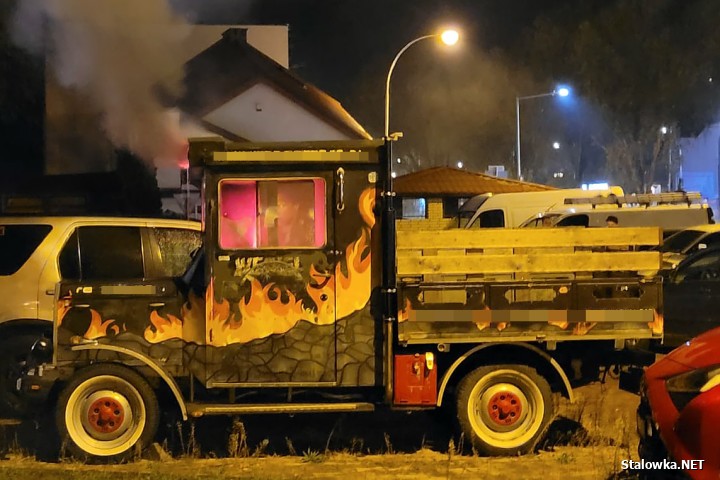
456 365 553 456
56 364 159 462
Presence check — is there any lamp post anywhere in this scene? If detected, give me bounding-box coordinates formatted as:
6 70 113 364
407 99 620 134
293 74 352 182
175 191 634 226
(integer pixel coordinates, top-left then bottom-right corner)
384 29 459 138
515 86 570 180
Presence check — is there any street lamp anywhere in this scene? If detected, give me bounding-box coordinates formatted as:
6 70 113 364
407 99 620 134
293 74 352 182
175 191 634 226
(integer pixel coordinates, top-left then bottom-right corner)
515 85 571 180
384 29 460 138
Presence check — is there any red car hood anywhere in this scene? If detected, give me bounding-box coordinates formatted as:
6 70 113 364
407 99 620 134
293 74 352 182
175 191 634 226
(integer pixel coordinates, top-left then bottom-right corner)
648 326 720 380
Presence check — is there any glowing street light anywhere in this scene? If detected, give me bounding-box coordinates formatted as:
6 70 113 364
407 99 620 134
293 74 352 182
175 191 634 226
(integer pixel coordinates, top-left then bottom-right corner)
515 85 572 180
552 142 561 150
457 161 464 169
384 29 460 137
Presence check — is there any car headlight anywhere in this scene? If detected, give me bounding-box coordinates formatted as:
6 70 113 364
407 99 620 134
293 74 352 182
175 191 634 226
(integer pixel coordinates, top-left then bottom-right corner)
665 365 720 411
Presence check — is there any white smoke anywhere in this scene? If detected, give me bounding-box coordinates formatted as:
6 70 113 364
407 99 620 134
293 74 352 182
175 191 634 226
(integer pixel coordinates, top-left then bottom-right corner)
11 0 191 165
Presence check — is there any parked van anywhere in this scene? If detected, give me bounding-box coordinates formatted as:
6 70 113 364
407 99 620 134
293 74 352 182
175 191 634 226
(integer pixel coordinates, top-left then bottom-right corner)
520 192 711 236
460 187 624 229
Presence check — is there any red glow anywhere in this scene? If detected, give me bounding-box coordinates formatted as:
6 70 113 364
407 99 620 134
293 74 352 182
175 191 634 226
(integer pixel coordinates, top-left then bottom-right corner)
177 142 190 169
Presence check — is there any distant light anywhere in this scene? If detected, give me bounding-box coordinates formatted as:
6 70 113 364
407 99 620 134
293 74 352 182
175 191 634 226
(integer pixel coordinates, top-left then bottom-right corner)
396 157 402 164
457 161 464 169
552 142 560 150
660 126 668 135
709 77 714 83
583 182 609 190
553 172 564 178
440 30 459 46
391 171 397 178
555 86 570 97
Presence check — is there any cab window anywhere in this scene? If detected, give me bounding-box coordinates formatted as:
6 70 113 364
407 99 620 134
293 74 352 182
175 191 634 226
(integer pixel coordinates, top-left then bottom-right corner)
219 178 326 249
478 209 505 228
59 226 144 280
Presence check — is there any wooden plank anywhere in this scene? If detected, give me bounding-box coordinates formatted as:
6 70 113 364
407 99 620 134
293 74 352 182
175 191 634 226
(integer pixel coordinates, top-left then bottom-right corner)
397 251 661 275
396 227 662 250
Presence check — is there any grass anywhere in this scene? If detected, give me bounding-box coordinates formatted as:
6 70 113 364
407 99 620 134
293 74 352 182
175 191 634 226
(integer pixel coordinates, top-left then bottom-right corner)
1 380 641 479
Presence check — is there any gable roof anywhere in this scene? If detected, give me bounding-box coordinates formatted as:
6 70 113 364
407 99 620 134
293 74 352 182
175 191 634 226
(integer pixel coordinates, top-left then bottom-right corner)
394 166 554 196
180 28 371 140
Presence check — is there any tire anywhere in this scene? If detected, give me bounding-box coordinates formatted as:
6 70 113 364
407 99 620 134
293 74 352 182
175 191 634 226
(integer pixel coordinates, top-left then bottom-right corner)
456 364 553 456
56 364 159 462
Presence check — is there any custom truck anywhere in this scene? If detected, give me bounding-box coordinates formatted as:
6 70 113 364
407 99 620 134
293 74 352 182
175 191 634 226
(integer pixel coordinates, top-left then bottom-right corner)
16 138 662 461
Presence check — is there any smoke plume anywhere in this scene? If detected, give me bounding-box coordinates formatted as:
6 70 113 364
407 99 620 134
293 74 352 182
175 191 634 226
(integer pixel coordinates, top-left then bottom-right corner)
11 0 191 165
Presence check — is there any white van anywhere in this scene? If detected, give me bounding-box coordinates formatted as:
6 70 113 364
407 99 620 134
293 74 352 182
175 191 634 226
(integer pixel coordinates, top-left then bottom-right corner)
519 192 711 237
460 187 624 229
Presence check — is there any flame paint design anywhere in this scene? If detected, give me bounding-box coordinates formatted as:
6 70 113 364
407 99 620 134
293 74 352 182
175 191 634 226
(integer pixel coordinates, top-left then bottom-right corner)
572 322 597 335
84 309 119 339
648 310 663 336
205 188 376 346
398 298 412 323
57 300 71 328
67 188 377 346
144 310 183 343
359 188 376 228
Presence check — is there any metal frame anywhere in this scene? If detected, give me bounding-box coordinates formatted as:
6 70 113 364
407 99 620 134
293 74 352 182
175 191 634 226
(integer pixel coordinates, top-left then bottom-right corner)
435 342 574 407
71 343 189 420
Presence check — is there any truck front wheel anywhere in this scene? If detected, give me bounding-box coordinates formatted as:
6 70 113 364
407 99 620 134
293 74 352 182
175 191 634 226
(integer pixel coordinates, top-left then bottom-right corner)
56 364 159 462
456 365 553 456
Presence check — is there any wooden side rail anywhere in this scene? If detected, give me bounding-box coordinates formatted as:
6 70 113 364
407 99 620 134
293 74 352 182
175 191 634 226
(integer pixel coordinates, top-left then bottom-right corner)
397 227 662 276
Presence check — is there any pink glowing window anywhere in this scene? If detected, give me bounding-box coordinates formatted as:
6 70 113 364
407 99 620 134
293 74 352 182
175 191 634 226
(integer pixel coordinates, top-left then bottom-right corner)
219 178 326 249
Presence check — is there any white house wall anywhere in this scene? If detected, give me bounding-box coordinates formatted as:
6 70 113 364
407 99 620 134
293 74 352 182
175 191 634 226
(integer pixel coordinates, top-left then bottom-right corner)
202 82 352 142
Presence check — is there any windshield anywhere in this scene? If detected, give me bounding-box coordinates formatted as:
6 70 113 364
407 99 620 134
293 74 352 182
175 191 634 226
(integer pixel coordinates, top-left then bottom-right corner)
660 229 705 253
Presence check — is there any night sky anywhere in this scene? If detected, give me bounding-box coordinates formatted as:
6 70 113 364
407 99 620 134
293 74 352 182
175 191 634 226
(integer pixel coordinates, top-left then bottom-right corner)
1 0 716 190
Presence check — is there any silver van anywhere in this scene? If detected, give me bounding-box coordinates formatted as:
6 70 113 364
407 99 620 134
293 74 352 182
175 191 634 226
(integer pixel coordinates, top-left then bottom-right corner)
521 206 711 236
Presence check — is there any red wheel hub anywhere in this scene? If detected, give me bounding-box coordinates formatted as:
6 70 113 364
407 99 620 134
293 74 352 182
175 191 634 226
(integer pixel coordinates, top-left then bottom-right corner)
487 391 523 426
87 397 125 434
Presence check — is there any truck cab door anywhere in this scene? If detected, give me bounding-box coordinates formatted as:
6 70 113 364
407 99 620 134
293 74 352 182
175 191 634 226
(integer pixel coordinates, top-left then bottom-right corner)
207 174 338 386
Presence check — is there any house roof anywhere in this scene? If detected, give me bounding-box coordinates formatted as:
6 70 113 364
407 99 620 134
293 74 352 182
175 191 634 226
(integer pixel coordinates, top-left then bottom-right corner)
180 28 371 140
394 167 554 196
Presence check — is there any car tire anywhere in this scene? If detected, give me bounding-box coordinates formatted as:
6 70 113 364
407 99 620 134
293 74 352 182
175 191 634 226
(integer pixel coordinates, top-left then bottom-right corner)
56 364 159 462
456 364 554 456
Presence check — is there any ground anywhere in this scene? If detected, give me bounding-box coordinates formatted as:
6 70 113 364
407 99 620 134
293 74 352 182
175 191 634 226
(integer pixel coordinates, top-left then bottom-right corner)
1 378 644 480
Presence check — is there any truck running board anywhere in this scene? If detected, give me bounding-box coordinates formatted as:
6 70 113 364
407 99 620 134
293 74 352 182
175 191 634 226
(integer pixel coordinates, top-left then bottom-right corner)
186 402 375 417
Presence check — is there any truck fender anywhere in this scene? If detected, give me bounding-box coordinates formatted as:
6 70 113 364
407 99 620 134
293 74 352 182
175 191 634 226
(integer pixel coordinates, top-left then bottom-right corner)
71 343 188 421
436 342 574 406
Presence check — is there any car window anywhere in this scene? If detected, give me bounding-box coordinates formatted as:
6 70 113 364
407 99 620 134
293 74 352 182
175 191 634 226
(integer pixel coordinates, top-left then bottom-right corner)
478 209 505 228
59 226 144 280
0 224 53 275
660 230 704 253
675 250 720 283
152 227 202 277
59 230 80 279
556 214 589 227
219 178 326 249
698 232 720 250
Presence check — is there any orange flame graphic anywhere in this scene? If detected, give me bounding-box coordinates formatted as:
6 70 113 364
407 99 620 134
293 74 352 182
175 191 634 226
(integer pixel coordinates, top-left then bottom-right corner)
144 310 184 343
359 188 376 228
57 300 71 328
398 298 412 323
207 188 376 346
84 309 118 339
648 310 663 336
573 322 597 335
